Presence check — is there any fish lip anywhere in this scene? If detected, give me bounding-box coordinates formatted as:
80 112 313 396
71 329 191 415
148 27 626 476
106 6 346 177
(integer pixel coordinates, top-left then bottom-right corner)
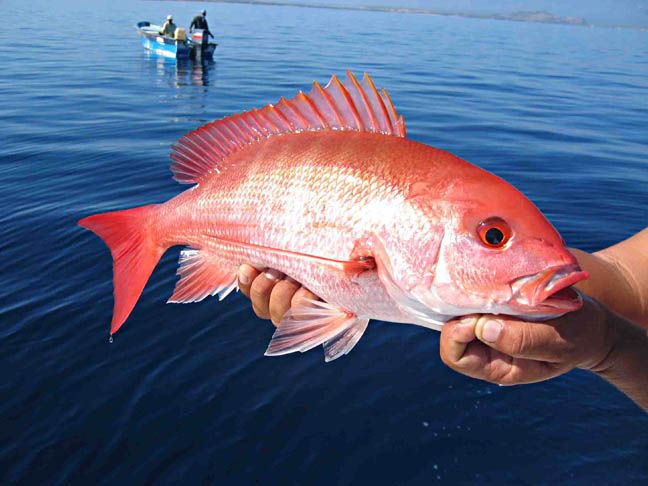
511 264 589 312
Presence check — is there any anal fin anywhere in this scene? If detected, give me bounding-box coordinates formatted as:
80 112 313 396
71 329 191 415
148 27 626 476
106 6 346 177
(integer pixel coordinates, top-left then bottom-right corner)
265 299 369 362
168 249 238 304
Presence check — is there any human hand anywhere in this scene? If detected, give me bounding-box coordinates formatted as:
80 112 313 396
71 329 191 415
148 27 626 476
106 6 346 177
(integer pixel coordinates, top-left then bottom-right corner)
237 264 319 326
439 298 614 385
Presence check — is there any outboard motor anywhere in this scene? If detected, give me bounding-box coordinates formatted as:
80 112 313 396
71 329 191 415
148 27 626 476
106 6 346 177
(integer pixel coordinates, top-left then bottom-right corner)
191 29 208 47
190 29 209 61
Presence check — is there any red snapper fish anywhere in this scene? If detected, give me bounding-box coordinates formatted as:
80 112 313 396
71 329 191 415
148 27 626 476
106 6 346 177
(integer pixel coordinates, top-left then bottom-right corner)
80 72 588 361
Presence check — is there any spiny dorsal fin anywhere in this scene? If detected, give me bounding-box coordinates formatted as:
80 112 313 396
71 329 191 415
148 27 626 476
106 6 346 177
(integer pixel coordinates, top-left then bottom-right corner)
170 71 406 184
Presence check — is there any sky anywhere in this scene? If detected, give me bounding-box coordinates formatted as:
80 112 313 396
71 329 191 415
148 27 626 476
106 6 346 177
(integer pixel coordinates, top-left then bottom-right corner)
294 0 648 28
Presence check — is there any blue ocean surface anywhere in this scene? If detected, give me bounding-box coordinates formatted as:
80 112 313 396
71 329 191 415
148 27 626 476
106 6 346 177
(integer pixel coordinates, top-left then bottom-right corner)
1 0 647 483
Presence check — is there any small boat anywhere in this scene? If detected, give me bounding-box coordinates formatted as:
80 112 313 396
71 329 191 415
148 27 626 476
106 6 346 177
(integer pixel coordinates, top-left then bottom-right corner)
136 21 217 61
136 21 191 59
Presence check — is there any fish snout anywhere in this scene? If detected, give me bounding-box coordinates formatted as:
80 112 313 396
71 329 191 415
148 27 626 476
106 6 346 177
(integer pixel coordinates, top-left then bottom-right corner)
511 264 589 312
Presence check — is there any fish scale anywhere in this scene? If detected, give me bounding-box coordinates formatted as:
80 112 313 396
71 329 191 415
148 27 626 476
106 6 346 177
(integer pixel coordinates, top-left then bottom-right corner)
170 133 410 261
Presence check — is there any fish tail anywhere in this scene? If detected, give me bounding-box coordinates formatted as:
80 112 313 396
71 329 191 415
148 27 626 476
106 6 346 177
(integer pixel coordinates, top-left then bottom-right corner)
79 204 166 335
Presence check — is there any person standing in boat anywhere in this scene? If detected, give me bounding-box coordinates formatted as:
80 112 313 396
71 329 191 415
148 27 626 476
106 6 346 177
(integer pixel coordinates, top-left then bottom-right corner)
190 10 213 39
160 15 177 38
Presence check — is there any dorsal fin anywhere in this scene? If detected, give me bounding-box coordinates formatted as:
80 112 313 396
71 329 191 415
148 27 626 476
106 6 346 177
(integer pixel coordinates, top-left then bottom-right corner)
170 71 406 184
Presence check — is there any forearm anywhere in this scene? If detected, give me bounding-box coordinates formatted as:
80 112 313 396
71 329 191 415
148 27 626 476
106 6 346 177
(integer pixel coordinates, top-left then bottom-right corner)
571 249 645 326
571 227 648 328
590 310 648 411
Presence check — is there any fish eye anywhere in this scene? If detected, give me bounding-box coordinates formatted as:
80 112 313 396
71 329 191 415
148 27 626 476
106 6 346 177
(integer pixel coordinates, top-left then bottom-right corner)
477 218 511 248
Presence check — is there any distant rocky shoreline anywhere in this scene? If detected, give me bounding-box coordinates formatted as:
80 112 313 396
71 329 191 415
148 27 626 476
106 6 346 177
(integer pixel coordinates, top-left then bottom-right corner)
177 1 590 27
479 10 587 26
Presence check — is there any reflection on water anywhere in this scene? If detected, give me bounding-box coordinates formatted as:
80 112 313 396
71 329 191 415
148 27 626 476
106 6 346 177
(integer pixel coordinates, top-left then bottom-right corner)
188 59 214 87
144 51 215 87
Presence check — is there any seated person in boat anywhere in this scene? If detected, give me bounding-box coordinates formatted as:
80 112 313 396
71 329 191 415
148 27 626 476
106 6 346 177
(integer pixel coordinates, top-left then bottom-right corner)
160 15 177 38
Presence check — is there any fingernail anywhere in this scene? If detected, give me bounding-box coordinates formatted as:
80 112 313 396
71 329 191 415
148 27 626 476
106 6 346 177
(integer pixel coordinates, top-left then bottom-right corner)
482 320 502 342
238 267 253 285
264 269 283 282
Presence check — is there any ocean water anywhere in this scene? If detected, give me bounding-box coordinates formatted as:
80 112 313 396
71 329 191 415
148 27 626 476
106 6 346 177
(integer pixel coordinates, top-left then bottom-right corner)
1 0 647 483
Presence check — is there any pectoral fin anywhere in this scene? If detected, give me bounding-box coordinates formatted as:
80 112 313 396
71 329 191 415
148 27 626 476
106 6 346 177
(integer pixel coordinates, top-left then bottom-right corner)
265 299 369 362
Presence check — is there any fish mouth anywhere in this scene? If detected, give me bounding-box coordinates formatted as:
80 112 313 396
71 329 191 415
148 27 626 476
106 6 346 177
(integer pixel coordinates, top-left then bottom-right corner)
510 264 589 314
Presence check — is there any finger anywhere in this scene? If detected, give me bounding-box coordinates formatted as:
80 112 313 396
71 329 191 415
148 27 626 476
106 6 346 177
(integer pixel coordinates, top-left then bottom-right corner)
445 338 566 385
238 264 261 298
473 315 572 363
269 278 302 326
440 317 478 365
497 357 566 385
249 269 284 319
441 316 569 385
290 286 320 308
471 343 565 385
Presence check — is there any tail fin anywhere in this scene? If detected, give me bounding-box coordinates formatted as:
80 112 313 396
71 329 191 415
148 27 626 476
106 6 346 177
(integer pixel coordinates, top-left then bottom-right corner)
79 204 165 335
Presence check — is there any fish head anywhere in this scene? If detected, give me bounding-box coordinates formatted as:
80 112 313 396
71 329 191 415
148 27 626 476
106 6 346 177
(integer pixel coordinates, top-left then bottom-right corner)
405 170 588 321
